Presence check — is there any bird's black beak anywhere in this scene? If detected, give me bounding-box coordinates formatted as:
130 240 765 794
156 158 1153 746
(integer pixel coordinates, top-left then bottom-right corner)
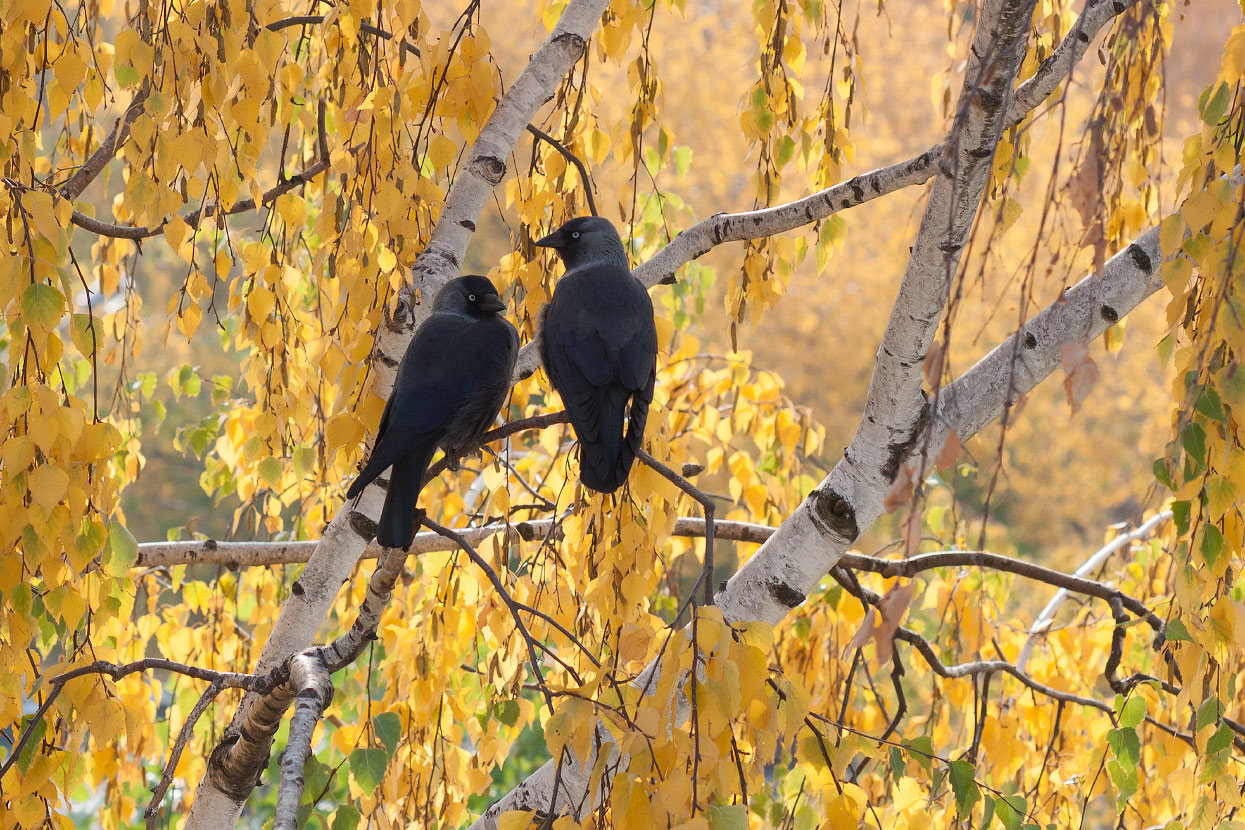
534 230 565 249
478 294 506 313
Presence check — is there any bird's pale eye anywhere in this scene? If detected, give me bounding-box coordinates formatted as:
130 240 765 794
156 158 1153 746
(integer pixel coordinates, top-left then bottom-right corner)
468 293 477 302
571 231 580 239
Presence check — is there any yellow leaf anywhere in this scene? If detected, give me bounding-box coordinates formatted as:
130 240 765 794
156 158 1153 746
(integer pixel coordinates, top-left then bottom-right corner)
248 286 276 321
178 303 202 338
326 412 364 451
497 811 535 830
429 134 457 170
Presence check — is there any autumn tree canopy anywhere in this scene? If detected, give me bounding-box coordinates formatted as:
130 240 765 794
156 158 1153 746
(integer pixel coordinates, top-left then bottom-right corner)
1 0 1243 829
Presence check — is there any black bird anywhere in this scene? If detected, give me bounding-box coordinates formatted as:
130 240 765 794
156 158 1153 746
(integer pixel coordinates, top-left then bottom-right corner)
346 275 518 548
537 217 657 493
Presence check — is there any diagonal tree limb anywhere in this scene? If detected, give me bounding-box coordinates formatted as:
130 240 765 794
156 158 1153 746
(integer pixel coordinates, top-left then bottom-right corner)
58 85 150 201
509 0 1140 379
181 4 612 826
469 0 1072 821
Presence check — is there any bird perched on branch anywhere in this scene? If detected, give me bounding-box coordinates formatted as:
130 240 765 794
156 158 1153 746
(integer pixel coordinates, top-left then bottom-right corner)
347 275 518 548
537 216 657 493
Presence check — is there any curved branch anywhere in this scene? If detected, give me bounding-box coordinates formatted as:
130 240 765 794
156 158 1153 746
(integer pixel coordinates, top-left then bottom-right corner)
510 0 1139 380
1016 510 1172 671
526 124 599 216
69 154 341 239
0 659 266 781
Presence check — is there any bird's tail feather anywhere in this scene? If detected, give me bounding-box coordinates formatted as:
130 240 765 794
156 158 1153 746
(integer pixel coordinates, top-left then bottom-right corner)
376 446 435 548
621 382 653 481
579 387 633 493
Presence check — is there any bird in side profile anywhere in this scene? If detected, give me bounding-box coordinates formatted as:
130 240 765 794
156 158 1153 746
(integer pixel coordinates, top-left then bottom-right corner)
346 275 518 548
537 216 658 493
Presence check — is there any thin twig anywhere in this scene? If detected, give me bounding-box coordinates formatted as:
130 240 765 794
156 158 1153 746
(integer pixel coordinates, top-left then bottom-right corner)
145 681 226 829
419 517 555 712
526 124 598 216
637 449 716 606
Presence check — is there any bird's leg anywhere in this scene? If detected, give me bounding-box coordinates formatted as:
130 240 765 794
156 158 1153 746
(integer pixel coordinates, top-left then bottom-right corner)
636 449 716 607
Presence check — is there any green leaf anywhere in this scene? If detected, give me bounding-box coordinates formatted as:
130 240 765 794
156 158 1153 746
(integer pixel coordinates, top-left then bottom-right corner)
707 803 748 830
373 711 402 759
904 736 934 773
1196 698 1223 731
1201 81 1230 125
1205 723 1233 756
104 521 139 576
348 747 387 794
776 136 796 168
948 760 980 815
21 283 65 336
494 699 520 729
675 146 693 178
115 64 140 88
1182 423 1207 467
1118 696 1146 729
17 716 47 773
257 457 283 487
331 805 362 830
1195 388 1225 421
1165 619 1192 642
1201 525 1224 569
997 795 1027 830
302 756 332 805
1106 727 1141 768
1171 500 1191 535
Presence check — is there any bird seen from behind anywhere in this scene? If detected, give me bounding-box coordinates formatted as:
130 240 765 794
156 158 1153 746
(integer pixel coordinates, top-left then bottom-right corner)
537 216 658 493
346 275 519 548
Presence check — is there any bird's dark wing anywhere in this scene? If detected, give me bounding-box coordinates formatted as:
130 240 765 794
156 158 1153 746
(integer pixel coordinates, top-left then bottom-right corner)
346 313 481 498
541 265 657 491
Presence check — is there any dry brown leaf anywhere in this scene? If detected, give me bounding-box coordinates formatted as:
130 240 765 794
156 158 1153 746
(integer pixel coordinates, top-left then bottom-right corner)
1061 342 1100 415
883 465 915 513
1069 126 1103 227
844 582 916 667
935 429 961 471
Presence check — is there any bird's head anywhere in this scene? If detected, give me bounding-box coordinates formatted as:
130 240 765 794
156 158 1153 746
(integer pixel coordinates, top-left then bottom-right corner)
535 216 628 269
433 275 508 317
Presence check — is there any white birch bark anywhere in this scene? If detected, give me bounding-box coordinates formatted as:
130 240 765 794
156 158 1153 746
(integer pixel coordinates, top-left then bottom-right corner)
181 3 610 826
470 209 1168 830
509 0 1139 379
471 0 1044 823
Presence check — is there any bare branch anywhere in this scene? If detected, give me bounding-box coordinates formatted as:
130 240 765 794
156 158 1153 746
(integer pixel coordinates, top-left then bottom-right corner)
527 124 598 216
69 153 343 239
273 656 334 830
59 86 150 201
145 682 225 830
638 448 716 606
1017 510 1172 672
420 516 556 712
135 516 775 569
1 659 265 781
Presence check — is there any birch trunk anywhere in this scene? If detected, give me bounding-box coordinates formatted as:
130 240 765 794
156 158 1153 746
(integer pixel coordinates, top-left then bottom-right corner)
181 3 609 825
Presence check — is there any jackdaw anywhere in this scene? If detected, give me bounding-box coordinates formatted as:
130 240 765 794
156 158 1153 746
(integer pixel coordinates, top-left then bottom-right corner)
346 275 518 548
537 216 657 493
